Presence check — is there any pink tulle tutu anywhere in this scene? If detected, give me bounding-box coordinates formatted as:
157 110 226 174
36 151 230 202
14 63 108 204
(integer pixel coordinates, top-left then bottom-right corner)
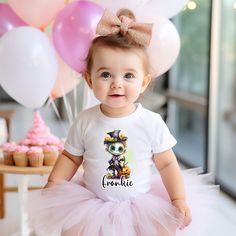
27 169 219 236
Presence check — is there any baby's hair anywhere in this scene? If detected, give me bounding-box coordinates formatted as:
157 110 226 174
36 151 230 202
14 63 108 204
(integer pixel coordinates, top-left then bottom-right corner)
85 9 154 78
117 8 136 21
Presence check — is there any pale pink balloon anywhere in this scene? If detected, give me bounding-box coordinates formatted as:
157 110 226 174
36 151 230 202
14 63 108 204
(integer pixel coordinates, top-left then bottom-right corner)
8 0 66 28
133 13 180 77
147 16 180 77
51 56 81 99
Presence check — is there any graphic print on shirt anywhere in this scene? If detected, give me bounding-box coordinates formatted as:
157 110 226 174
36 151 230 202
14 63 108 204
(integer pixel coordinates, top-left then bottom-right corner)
102 129 133 188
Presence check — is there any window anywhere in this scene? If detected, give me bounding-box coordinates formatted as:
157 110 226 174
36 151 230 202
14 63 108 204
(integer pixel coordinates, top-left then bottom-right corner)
167 0 212 169
215 0 236 196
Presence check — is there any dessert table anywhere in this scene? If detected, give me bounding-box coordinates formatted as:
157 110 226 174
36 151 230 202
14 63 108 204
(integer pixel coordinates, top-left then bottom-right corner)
0 159 53 236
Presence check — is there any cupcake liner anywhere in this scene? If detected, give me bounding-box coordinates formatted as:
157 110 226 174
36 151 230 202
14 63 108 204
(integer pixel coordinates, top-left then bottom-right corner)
13 153 28 167
44 151 59 166
28 153 44 167
3 152 15 165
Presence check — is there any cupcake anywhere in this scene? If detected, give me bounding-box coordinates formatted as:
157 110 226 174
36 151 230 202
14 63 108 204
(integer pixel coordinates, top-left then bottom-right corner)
46 135 61 146
27 147 44 167
2 143 16 165
13 145 29 167
18 139 31 146
30 138 47 147
43 145 59 166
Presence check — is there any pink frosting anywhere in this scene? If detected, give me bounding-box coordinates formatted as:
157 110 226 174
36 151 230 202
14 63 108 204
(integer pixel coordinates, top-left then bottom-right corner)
46 136 60 145
20 111 60 146
30 138 47 146
1 143 16 152
1 142 11 149
14 145 29 153
43 145 58 152
34 111 45 125
19 139 31 146
27 134 38 139
56 143 64 151
28 146 43 154
27 126 51 138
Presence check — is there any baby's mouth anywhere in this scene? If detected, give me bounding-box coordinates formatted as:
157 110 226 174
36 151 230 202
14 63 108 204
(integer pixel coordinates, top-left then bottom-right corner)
109 94 124 97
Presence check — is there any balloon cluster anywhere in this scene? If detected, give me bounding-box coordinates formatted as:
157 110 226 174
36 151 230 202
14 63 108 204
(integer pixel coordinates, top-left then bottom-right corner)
0 0 188 109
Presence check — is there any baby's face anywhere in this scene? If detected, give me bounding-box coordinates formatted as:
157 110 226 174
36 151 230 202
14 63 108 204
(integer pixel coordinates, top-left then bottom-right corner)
86 46 151 116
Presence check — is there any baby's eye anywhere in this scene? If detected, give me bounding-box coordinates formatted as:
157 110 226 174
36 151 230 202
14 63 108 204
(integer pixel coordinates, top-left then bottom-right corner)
100 71 112 79
124 73 135 80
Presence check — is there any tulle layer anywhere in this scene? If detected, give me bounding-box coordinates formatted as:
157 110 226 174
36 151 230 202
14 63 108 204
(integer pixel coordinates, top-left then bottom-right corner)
27 168 219 236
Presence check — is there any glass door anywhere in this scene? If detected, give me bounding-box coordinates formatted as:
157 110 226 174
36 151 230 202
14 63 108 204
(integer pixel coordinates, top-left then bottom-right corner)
215 0 236 197
167 0 212 170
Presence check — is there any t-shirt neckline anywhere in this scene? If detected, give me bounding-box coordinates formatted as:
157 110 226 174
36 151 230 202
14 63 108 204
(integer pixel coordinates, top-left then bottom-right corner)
96 103 143 123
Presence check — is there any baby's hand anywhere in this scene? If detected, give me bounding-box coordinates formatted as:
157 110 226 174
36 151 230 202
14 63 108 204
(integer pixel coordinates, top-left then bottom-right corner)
171 199 192 230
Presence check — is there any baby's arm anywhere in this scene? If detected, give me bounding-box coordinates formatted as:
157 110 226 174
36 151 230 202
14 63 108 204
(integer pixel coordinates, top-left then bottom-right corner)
153 149 192 229
45 150 83 188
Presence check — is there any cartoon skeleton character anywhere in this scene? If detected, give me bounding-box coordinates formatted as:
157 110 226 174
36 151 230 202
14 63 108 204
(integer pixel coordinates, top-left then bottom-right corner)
104 130 131 179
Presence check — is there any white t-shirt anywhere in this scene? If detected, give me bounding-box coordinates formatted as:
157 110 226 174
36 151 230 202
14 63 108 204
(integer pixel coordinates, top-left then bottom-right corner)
64 103 177 202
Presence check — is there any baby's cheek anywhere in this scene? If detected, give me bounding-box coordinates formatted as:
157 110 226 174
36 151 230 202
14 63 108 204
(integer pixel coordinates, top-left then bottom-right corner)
98 82 107 89
93 83 107 97
97 83 106 92
128 87 141 98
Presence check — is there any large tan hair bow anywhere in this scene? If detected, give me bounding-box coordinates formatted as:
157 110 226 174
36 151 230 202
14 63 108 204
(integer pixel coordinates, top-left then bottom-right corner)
96 9 153 47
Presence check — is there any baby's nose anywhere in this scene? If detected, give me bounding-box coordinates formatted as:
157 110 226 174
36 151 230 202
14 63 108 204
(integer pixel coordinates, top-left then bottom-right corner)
111 77 123 89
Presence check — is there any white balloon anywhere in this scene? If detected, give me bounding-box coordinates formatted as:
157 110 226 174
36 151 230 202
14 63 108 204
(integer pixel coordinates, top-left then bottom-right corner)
138 0 188 19
130 13 180 77
147 16 180 77
0 26 58 108
91 0 145 13
91 0 188 18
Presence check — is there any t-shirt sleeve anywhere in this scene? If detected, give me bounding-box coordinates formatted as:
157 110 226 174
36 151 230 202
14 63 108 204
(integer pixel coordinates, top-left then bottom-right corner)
64 115 84 156
151 115 177 154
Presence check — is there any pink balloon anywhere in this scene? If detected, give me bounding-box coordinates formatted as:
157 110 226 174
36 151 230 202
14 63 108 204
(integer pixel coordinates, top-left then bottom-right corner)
0 3 27 37
51 56 81 99
52 1 104 73
8 0 65 28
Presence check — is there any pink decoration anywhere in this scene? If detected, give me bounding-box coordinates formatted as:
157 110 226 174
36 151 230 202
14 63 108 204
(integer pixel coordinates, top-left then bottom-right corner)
51 56 81 99
28 146 43 154
56 142 64 151
18 111 62 146
19 139 31 146
1 142 16 152
14 145 29 153
43 145 58 152
52 1 104 73
8 0 65 28
0 3 27 37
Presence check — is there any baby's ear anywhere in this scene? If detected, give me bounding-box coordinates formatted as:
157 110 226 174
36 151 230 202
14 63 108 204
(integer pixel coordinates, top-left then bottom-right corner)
84 71 93 89
141 74 152 93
